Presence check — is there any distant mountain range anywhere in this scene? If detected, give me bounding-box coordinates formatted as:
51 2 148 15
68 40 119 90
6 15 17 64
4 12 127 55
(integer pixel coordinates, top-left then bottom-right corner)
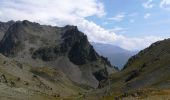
91 42 138 69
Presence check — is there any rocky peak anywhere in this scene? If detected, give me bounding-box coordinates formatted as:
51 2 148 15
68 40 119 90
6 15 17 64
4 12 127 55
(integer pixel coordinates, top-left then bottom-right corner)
0 20 114 67
0 20 15 27
0 21 29 56
0 20 116 88
0 21 114 67
59 25 99 65
59 25 83 51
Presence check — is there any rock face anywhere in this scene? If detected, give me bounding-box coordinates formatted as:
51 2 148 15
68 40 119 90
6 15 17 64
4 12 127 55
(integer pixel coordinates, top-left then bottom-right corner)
68 36 98 65
0 21 15 40
0 20 116 88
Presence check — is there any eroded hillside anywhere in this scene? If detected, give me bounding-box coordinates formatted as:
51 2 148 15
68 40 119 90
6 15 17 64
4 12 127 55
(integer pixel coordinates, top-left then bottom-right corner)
0 20 117 100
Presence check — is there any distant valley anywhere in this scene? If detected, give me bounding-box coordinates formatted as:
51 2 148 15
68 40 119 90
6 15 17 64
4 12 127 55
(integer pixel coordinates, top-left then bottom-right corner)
92 42 138 69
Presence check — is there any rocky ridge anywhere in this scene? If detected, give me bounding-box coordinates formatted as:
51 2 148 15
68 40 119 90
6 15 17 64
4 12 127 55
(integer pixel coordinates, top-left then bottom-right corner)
0 20 116 89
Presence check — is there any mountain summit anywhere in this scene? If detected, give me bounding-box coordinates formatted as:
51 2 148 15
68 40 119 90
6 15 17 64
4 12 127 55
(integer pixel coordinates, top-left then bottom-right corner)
0 20 116 89
0 20 119 99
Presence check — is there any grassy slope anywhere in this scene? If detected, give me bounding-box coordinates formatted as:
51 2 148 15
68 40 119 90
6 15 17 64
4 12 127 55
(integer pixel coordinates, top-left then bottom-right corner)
97 39 170 100
0 54 87 100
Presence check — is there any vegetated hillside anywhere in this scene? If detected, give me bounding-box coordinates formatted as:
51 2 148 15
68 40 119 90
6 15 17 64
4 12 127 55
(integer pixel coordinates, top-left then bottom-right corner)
0 54 83 100
0 20 117 99
91 42 137 69
122 38 170 89
101 38 170 100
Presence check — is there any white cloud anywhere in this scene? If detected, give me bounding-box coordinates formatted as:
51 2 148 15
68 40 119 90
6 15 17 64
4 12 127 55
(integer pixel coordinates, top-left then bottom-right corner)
115 36 163 50
144 13 151 19
0 0 163 51
78 20 117 44
143 0 154 9
0 0 105 23
80 22 163 50
160 0 170 10
108 12 125 21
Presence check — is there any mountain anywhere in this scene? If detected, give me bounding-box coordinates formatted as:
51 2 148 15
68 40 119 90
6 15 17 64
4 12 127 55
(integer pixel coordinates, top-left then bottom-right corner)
100 38 170 99
0 21 15 40
1 20 170 100
122 38 170 89
0 20 116 99
91 42 138 69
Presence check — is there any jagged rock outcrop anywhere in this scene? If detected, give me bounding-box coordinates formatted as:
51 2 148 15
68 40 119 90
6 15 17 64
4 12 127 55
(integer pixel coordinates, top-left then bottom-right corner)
0 20 116 88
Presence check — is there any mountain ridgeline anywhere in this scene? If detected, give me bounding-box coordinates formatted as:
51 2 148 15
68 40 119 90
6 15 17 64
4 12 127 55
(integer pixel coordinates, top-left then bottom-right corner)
0 21 15 40
0 20 170 100
122 38 170 89
0 20 117 99
102 38 170 99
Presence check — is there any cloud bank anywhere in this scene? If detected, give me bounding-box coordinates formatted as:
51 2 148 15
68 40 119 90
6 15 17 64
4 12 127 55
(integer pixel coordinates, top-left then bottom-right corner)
0 0 164 50
160 0 170 10
143 0 154 9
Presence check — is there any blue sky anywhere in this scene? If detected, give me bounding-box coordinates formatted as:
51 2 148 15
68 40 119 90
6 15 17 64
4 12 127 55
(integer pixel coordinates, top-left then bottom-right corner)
0 0 170 50
87 0 170 37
